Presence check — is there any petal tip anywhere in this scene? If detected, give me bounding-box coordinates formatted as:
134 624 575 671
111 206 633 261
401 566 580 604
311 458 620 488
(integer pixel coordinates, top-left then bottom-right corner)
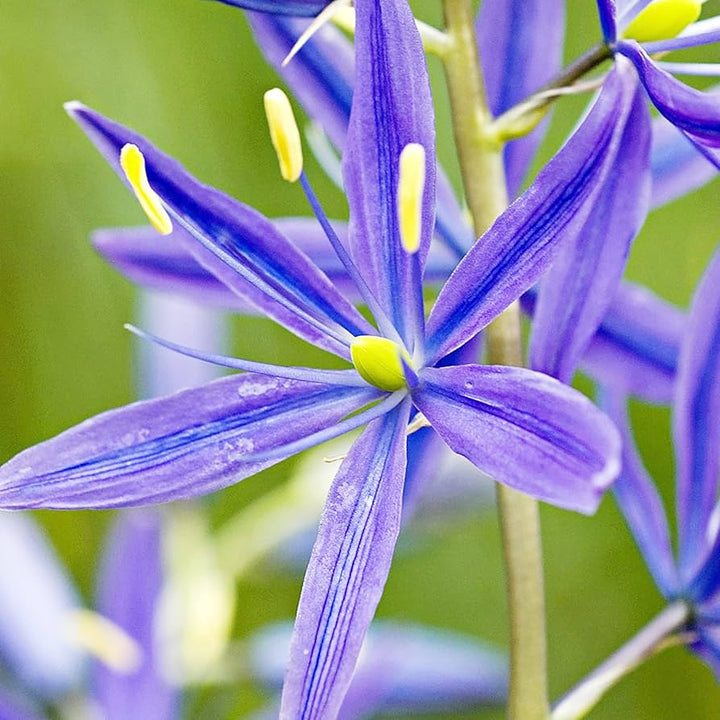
64 100 86 118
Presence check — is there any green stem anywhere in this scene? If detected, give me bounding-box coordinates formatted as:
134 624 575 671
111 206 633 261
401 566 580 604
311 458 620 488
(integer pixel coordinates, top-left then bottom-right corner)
441 2 549 719
552 601 691 720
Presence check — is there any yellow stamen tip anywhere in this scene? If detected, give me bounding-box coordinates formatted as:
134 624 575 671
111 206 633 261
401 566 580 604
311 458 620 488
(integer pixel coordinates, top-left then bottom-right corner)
397 143 426 254
120 144 173 236
351 335 411 392
264 88 303 183
622 0 702 43
69 609 143 674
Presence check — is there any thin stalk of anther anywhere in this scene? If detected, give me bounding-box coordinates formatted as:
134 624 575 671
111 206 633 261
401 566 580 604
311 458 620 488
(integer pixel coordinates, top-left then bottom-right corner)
442 2 550 719
493 43 613 139
409 253 426 364
552 601 691 720
299 171 402 344
124 324 370 387
244 390 407 463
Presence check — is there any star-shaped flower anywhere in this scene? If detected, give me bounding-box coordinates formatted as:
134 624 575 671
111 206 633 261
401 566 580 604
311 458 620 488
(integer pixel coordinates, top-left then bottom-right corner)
597 0 720 166
605 242 720 676
0 0 622 715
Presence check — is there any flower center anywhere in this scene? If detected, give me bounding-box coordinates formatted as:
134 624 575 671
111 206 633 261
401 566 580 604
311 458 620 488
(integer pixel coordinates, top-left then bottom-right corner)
622 0 702 43
350 335 412 391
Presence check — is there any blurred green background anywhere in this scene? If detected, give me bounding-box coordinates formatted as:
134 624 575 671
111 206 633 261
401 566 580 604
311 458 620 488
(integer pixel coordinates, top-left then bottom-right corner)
2 0 720 717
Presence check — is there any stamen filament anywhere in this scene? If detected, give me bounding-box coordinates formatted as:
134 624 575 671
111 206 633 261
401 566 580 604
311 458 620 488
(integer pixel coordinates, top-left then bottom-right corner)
242 391 407 463
298 171 403 345
281 0 353 68
124 324 369 387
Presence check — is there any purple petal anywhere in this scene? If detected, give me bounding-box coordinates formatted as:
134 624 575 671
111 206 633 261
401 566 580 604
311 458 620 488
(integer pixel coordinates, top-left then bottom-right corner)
674 245 720 578
691 627 720 680
93 226 250 312
529 79 651 383
280 401 411 720
434 171 475 257
0 693 49 720
0 514 83 697
642 16 720 54
413 365 621 514
92 219 353 311
596 0 617 42
94 510 177 720
211 0 330 16
578 281 684 404
402 336 486 517
601 388 679 596
343 0 436 346
617 42 720 168
688 522 720 602
425 64 640 365
0 374 379 509
93 222 458 313
250 620 507 717
400 422 449 521
67 103 374 360
650 111 719 209
477 0 566 197
338 622 507 717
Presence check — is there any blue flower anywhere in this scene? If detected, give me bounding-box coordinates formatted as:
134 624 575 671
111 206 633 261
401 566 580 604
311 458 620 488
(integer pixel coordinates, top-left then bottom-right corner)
95 2 711 406
0 509 174 719
604 242 720 676
597 0 720 166
249 620 508 718
0 1 623 716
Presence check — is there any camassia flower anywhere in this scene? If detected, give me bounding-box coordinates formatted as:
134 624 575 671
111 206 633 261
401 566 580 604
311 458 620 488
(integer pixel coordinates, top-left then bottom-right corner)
0 0 621 716
597 0 720 166
604 243 720 676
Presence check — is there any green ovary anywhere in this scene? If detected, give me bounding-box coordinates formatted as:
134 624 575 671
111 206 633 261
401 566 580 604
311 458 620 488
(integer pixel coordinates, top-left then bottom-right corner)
351 336 412 392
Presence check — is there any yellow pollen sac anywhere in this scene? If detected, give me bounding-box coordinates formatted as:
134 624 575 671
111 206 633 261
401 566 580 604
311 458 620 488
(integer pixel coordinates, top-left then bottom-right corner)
69 608 143 674
351 335 412 391
397 143 426 254
263 88 303 182
120 144 173 235
622 0 702 43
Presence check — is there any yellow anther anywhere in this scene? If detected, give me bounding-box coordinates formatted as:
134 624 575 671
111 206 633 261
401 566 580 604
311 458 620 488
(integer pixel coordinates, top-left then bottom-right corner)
397 143 426 254
263 88 303 182
351 336 412 392
69 609 143 674
119 144 173 235
622 0 702 43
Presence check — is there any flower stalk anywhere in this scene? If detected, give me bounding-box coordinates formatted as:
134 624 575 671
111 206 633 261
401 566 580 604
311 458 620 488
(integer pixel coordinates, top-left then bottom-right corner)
441 1 549 718
552 601 691 720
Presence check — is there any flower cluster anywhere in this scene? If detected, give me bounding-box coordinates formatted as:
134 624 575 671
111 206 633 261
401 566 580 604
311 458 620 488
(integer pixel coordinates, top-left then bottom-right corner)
1 0 719 717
